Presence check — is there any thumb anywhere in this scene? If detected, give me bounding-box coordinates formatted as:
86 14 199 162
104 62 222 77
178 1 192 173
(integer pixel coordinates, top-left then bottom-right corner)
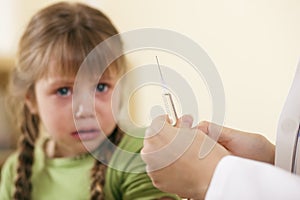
196 121 231 143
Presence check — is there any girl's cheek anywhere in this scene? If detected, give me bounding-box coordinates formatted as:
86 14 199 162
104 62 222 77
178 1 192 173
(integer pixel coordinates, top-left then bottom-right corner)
95 92 111 102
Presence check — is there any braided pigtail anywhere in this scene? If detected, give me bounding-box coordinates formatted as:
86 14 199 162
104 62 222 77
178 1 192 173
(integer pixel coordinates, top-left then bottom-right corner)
90 128 124 200
13 106 40 200
90 160 107 200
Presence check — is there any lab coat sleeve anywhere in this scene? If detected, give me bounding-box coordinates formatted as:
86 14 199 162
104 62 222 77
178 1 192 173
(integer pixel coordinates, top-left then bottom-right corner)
205 155 300 200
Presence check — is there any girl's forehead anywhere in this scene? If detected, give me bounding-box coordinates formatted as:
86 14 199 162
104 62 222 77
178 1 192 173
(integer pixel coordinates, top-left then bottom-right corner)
43 59 119 80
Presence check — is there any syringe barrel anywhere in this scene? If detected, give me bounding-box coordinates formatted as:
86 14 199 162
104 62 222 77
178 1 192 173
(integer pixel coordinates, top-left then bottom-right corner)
163 93 178 126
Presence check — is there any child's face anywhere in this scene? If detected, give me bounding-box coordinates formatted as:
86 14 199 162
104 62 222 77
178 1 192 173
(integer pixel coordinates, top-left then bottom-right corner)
30 67 119 157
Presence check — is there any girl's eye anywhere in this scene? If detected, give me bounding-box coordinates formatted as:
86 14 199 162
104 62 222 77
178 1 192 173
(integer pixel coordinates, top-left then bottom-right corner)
96 83 108 92
57 87 71 96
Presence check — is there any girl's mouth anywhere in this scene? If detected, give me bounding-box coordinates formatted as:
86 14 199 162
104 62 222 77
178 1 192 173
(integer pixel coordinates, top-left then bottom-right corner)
71 129 100 140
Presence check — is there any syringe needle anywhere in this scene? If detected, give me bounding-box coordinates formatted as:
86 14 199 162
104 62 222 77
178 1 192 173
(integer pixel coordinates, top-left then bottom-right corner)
155 56 178 126
156 56 167 89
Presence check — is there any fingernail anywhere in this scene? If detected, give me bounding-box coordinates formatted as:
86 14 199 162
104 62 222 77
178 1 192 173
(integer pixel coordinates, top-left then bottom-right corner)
181 115 193 127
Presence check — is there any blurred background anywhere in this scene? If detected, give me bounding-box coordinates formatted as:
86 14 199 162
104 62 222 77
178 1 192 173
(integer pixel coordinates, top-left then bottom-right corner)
0 0 300 167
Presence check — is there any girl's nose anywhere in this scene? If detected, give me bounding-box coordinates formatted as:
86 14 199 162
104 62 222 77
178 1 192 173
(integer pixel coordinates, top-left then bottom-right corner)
74 103 94 118
75 104 84 118
73 92 94 118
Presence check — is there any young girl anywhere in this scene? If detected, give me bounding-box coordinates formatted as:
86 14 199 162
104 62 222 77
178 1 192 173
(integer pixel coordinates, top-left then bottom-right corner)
0 2 180 200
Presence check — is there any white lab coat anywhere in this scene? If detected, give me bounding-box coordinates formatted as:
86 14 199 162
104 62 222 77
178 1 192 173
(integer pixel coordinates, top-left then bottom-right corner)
205 155 300 199
205 60 300 199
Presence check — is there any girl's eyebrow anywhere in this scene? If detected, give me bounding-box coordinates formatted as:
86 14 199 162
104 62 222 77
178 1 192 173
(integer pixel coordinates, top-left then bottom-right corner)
47 78 75 87
99 77 114 82
99 73 118 81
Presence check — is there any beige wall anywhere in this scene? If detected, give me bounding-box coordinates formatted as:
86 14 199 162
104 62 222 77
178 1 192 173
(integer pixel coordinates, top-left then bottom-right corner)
1 0 300 143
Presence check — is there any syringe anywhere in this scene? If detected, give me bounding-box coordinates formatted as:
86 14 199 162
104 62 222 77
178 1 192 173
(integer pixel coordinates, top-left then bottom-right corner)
155 56 178 126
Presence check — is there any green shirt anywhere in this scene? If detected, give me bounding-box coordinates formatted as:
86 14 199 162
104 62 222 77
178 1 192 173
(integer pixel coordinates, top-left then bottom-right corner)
0 133 180 200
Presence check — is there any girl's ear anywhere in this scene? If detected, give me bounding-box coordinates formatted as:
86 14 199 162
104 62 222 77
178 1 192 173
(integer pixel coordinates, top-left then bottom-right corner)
25 92 38 114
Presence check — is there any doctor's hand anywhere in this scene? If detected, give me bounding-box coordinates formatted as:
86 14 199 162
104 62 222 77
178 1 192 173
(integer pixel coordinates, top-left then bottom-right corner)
141 115 230 200
197 121 275 164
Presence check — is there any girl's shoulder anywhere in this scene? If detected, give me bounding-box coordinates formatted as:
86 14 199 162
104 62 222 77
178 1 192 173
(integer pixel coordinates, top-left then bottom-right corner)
0 151 18 199
105 128 181 200
1 151 18 175
1 136 47 178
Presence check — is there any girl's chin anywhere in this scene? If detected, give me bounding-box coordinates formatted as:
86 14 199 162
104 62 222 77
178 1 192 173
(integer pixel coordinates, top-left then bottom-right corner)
79 138 105 153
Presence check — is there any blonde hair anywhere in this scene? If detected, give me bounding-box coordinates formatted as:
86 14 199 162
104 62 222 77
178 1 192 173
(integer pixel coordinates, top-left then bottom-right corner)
8 2 125 199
